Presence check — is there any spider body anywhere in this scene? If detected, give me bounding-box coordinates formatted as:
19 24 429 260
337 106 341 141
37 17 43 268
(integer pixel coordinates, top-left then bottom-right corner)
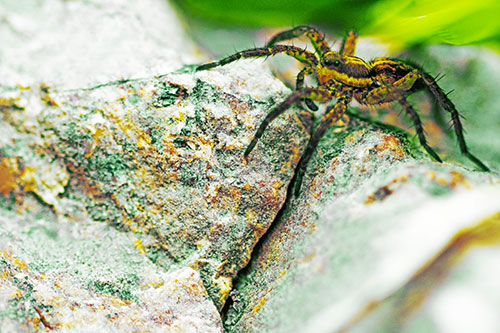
196 26 489 194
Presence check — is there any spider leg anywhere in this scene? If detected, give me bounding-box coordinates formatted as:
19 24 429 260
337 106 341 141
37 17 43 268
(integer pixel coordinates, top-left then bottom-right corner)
419 72 490 171
294 90 353 195
397 97 443 163
361 74 443 163
196 45 318 71
340 31 359 56
265 25 331 58
244 87 333 158
296 67 319 111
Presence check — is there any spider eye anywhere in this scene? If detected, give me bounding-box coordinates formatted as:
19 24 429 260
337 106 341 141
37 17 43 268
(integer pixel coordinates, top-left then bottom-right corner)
324 59 341 67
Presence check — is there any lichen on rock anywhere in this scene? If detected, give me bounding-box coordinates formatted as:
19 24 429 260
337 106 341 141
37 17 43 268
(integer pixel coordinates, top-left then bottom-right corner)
0 57 310 319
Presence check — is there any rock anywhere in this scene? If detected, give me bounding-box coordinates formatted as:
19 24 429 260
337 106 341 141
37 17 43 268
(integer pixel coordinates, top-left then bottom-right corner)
0 0 200 89
1 233 223 332
0 0 308 329
0 57 309 315
225 144 500 331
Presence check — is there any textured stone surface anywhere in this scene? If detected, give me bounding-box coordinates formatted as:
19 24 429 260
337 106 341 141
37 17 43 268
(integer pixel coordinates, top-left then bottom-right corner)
0 218 223 331
0 1 312 326
0 0 200 89
225 151 500 331
1 0 305 329
0 61 309 313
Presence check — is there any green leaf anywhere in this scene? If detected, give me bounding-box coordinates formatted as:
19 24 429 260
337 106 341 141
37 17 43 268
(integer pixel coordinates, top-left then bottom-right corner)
364 0 500 47
173 0 500 48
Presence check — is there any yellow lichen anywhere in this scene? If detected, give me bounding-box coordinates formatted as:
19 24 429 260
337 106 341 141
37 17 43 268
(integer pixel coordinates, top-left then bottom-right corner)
0 157 19 195
251 297 266 314
13 258 28 272
245 209 255 221
133 239 146 255
12 288 23 298
149 280 164 289
298 249 317 264
425 169 470 189
213 276 232 306
449 170 470 189
345 129 366 144
375 134 405 158
85 125 107 158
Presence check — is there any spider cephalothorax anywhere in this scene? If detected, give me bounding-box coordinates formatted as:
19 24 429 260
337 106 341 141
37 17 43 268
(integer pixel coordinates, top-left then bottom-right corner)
196 26 489 194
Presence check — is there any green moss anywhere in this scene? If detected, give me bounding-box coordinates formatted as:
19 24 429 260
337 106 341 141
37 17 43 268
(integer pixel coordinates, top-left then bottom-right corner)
127 94 140 105
224 274 255 330
86 201 123 225
150 128 164 152
0 300 36 321
60 121 93 143
54 121 94 164
179 127 192 136
193 106 205 125
232 124 243 136
191 79 214 100
178 159 207 187
0 192 17 211
90 277 140 303
152 82 188 108
87 150 129 181
0 261 42 322
173 137 188 148
145 246 174 269
198 263 223 307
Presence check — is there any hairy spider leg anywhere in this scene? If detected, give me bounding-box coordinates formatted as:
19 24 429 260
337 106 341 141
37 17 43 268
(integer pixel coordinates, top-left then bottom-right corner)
398 97 443 162
420 72 490 171
340 31 359 56
244 87 333 158
367 58 488 170
265 25 331 58
360 69 443 162
265 26 331 111
296 67 319 111
196 45 318 71
294 90 354 195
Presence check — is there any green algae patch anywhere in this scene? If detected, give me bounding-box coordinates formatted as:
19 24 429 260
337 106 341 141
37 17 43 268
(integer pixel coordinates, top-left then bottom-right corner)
87 150 129 181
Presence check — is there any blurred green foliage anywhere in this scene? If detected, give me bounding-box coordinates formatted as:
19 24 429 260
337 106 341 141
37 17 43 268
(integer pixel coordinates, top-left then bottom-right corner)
172 0 500 48
366 0 500 47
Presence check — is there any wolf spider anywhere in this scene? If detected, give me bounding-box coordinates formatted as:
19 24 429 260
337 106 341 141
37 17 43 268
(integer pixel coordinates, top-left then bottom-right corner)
196 26 489 194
